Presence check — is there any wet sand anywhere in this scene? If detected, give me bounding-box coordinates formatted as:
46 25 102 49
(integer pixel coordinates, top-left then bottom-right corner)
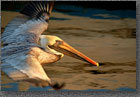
1 11 136 91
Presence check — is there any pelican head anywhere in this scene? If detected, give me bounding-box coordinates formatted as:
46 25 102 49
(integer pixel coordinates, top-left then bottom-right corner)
39 35 99 66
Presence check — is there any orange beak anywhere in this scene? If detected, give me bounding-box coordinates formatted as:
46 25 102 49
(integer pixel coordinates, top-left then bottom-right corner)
50 41 99 67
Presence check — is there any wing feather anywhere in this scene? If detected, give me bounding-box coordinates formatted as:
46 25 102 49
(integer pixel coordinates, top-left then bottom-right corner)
2 1 54 45
1 45 51 83
2 15 28 43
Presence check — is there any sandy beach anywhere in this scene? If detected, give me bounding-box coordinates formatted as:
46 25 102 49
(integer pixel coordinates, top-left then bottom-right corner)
1 10 136 91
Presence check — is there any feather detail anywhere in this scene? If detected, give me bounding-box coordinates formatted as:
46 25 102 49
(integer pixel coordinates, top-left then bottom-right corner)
20 1 54 20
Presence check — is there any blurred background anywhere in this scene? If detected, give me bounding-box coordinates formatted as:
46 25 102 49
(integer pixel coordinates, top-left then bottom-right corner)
1 1 136 91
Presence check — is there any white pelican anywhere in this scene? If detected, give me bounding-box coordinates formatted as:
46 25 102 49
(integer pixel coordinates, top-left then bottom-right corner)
1 1 99 90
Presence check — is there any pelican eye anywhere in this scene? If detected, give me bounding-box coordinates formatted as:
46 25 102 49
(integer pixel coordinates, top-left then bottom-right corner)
48 40 63 49
53 40 63 47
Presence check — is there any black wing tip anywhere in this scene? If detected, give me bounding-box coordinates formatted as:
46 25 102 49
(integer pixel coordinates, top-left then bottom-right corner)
20 1 54 19
51 82 65 90
49 81 65 90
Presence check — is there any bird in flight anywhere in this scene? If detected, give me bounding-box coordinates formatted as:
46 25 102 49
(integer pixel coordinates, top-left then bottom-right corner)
1 1 99 90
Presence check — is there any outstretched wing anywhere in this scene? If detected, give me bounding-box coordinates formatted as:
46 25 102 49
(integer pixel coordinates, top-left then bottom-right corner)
1 2 56 87
1 44 54 87
2 44 64 89
2 1 54 45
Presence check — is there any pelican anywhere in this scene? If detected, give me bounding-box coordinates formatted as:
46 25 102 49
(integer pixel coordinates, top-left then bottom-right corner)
1 1 99 90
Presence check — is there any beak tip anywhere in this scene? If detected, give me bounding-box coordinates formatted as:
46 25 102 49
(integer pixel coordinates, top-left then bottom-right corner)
96 63 99 67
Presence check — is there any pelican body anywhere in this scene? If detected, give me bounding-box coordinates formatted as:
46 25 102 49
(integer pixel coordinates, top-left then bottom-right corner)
1 1 99 90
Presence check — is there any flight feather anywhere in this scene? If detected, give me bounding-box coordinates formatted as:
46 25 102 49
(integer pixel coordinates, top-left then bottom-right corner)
2 1 54 45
